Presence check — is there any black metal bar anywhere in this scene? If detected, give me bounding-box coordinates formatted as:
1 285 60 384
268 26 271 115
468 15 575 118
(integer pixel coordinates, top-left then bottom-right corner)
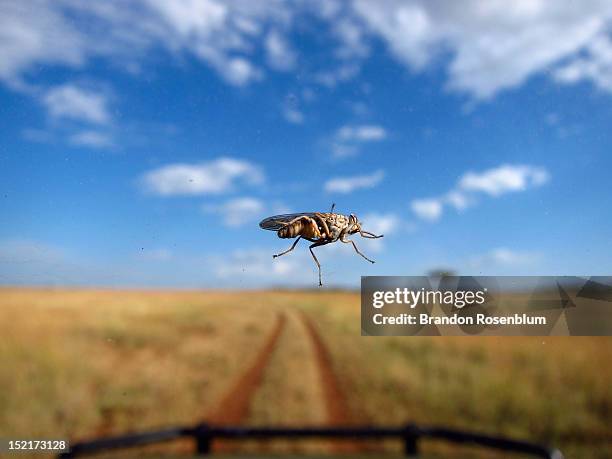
193 424 212 455
207 425 404 438
59 423 564 459
58 427 190 458
403 424 419 456
421 426 564 459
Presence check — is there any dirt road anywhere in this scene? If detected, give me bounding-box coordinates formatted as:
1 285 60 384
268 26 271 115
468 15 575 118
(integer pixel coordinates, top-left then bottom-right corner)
204 309 367 453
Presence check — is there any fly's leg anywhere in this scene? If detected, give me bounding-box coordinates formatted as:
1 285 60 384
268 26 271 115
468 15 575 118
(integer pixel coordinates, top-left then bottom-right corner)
300 216 324 239
313 213 331 238
360 230 384 239
342 238 375 264
329 203 335 213
309 240 330 286
273 236 302 258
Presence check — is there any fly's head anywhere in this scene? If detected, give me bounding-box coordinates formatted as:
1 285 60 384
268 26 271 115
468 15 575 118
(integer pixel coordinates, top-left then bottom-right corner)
347 213 362 235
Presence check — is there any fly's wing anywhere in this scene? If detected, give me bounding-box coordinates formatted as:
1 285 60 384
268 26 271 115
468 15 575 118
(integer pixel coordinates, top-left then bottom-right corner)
259 213 316 231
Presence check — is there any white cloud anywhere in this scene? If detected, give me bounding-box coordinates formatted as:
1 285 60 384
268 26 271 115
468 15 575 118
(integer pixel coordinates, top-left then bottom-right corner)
469 247 541 268
325 170 384 193
0 0 288 89
337 124 387 141
0 0 85 89
281 92 304 124
203 197 264 227
214 57 262 87
144 0 229 37
459 164 549 196
283 107 304 124
490 248 540 266
142 157 264 196
445 190 471 210
352 0 612 99
352 1 433 70
334 18 369 59
330 143 358 158
411 198 443 221
43 84 110 124
37 84 113 148
411 164 550 221
265 29 296 71
4 1 612 100
314 63 361 88
359 213 400 236
330 124 388 158
554 34 612 91
130 0 288 86
68 130 113 148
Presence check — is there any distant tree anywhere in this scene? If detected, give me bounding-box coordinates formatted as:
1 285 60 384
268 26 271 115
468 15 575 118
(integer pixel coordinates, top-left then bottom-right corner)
427 268 457 278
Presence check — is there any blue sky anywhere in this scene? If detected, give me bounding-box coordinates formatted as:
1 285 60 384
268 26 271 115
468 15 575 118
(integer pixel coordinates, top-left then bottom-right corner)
1 0 611 288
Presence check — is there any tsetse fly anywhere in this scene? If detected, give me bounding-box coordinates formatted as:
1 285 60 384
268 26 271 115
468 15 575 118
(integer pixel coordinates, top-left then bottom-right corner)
259 204 383 286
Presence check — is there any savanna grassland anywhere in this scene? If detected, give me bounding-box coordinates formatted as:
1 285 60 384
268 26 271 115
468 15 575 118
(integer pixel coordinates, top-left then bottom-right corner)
0 288 610 458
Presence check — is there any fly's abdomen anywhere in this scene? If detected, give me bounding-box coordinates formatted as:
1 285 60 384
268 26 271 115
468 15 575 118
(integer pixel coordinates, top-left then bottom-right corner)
278 222 302 238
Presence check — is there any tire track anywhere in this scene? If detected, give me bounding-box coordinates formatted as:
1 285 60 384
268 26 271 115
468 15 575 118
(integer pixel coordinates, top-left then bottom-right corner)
206 312 286 451
247 311 329 455
300 312 370 453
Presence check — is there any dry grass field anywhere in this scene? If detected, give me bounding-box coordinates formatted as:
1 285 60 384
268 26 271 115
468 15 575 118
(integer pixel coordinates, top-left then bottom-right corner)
0 288 610 458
